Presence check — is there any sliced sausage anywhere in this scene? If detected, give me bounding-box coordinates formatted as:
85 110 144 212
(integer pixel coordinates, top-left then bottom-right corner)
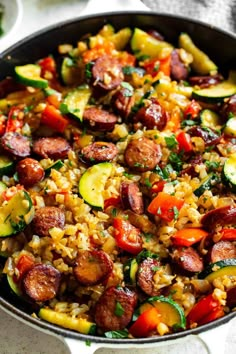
147 29 164 41
94 286 137 331
74 250 113 285
137 258 161 296
83 107 118 131
187 126 221 146
208 240 236 263
0 77 24 98
80 141 118 164
120 181 144 215
1 132 31 157
170 49 189 81
133 98 167 130
112 87 134 119
23 263 61 302
221 94 236 119
32 206 65 237
189 74 223 88
180 154 203 177
201 206 236 230
226 286 236 308
33 137 70 159
172 247 204 273
16 158 45 187
124 137 162 172
92 55 124 90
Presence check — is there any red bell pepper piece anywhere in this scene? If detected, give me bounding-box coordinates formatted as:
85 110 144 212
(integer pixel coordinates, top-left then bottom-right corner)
177 131 193 152
151 180 166 194
38 56 56 77
15 254 35 281
6 106 24 133
104 196 121 209
220 228 236 241
184 99 201 119
129 307 161 338
187 293 221 325
197 306 225 326
46 93 61 109
41 104 69 133
171 228 208 247
147 192 184 222
113 217 143 255
143 55 171 77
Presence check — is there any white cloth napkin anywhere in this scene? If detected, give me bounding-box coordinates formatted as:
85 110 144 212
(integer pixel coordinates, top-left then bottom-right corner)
143 0 236 33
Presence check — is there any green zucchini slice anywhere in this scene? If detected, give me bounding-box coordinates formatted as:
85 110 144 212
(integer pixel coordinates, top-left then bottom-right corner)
60 85 91 121
192 71 236 103
78 162 113 209
15 64 48 89
200 109 222 128
224 116 236 137
39 308 96 334
222 154 236 190
124 258 138 285
45 160 64 177
131 28 173 60
193 173 219 197
61 57 82 86
7 274 23 296
139 295 186 330
178 33 217 75
0 190 34 237
198 258 236 282
0 155 14 176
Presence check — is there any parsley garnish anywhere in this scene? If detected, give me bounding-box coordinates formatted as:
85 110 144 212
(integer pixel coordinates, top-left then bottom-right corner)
181 119 196 128
114 301 125 317
173 206 179 220
111 208 117 217
205 160 220 171
121 82 134 97
144 178 152 188
165 135 178 150
85 62 94 79
122 66 144 76
169 152 183 172
105 329 129 338
123 171 134 179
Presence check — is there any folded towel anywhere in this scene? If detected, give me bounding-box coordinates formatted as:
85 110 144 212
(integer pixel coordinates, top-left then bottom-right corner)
143 0 236 33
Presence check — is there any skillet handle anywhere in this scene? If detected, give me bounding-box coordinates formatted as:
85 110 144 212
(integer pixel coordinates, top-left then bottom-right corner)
81 0 149 16
194 320 233 354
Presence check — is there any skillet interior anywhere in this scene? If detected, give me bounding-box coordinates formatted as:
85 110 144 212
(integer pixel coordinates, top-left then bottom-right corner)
0 11 236 344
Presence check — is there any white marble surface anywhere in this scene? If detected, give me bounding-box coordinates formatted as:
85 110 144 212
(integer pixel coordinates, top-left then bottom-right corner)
0 1 236 353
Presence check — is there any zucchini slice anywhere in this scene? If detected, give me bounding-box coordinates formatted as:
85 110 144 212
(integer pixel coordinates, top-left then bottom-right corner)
124 258 138 285
0 190 34 237
222 154 236 191
61 57 82 86
178 33 217 75
15 64 48 89
224 116 236 137
78 162 113 209
44 160 64 177
139 296 186 330
193 173 219 197
0 155 14 176
38 308 96 334
192 70 236 103
200 109 222 128
198 258 236 282
131 28 173 60
60 85 91 121
7 274 23 296
0 181 7 195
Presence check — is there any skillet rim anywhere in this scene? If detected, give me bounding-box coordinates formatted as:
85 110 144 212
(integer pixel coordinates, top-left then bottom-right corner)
0 9 236 344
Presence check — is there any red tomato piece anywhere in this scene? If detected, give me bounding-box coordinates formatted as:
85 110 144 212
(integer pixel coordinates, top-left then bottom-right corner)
197 306 224 326
113 217 143 255
38 56 56 76
187 293 221 325
129 307 161 338
220 228 236 241
41 104 69 133
172 228 208 247
151 180 166 194
143 55 171 77
15 254 35 281
177 131 193 152
6 106 24 133
147 192 184 222
104 196 121 209
184 99 201 119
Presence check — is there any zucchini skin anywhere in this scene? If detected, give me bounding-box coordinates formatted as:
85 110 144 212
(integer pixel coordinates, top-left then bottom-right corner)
198 258 236 281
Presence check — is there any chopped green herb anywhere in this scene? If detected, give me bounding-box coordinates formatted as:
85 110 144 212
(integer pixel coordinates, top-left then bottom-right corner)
104 329 129 339
136 249 158 263
122 66 144 76
173 206 179 220
115 301 125 317
165 135 178 150
169 152 183 172
121 82 134 97
142 232 153 243
85 62 94 79
123 171 134 179
152 266 160 272
181 119 197 128
205 160 220 171
111 208 117 217
144 178 152 188
134 162 144 168
157 207 162 215
138 54 150 61
85 340 91 347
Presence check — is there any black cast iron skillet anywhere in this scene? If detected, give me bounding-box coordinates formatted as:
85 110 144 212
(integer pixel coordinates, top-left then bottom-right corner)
0 5 236 354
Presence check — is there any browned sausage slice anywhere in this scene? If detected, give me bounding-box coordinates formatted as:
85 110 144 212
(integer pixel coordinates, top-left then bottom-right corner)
83 107 118 131
170 49 189 81
92 55 124 90
137 258 161 296
112 87 134 119
226 286 236 308
189 74 223 88
33 137 70 159
120 181 144 215
221 94 236 119
1 132 31 157
172 247 203 273
80 141 118 164
16 158 45 187
133 98 167 130
201 206 236 230
32 206 65 237
23 263 61 302
94 286 137 331
124 137 162 172
208 240 236 263
74 250 113 285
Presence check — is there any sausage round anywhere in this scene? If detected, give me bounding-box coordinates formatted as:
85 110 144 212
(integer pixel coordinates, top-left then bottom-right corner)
201 206 236 230
74 250 113 285
187 126 221 146
83 107 118 131
137 258 161 296
94 286 137 331
32 206 65 237
16 158 45 187
170 49 189 81
124 137 162 172
208 240 236 263
189 74 223 88
92 55 124 90
33 137 70 159
120 181 144 215
133 98 167 130
221 94 236 119
112 87 134 119
23 263 61 302
80 141 118 164
172 247 204 273
1 132 31 157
